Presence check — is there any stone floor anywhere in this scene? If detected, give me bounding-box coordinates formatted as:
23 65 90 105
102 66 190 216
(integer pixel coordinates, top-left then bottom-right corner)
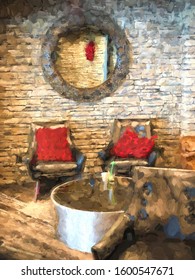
0 182 194 260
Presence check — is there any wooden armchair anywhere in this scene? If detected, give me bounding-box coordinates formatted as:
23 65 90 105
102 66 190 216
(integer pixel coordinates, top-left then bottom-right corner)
25 121 86 201
98 119 157 176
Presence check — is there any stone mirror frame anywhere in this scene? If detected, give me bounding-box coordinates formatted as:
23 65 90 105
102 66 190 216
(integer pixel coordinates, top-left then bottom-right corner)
41 15 130 102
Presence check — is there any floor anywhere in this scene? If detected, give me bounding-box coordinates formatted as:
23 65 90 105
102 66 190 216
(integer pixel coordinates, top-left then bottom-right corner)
0 182 194 260
0 182 93 260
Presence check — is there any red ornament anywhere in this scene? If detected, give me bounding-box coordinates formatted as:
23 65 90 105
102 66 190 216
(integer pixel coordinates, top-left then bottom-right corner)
85 41 95 61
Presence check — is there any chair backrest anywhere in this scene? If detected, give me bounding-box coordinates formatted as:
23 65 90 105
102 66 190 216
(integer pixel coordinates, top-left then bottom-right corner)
111 119 151 144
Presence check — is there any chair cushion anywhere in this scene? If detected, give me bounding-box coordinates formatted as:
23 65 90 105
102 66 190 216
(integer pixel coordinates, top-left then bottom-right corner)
35 162 77 173
110 127 157 159
104 159 148 172
114 159 148 166
35 127 74 162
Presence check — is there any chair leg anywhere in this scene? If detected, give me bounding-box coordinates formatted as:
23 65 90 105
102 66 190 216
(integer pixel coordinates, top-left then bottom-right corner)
34 180 40 202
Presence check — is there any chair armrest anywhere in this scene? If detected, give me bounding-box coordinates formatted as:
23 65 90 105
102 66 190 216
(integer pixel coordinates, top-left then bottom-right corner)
98 141 114 161
71 147 86 172
148 145 165 167
23 153 39 180
148 151 157 167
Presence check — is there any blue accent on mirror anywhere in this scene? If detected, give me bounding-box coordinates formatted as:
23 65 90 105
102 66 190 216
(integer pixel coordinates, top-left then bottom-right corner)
143 182 153 195
138 208 148 220
141 198 148 206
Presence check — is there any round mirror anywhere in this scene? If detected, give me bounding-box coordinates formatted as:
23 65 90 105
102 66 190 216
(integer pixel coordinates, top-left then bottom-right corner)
41 15 130 102
54 27 117 89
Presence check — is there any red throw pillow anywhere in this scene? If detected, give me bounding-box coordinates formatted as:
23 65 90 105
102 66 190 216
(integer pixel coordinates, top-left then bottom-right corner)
35 127 74 162
110 127 157 159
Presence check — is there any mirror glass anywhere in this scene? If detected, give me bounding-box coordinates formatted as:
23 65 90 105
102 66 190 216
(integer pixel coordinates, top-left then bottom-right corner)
54 28 117 89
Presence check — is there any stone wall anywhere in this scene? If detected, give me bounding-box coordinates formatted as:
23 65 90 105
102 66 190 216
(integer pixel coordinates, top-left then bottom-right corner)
0 0 194 185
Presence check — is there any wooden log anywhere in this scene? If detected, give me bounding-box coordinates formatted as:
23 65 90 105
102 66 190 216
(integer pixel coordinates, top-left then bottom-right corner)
0 193 92 260
91 213 134 260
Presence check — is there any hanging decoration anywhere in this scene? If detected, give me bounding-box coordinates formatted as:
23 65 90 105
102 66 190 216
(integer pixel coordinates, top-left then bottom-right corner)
85 41 95 61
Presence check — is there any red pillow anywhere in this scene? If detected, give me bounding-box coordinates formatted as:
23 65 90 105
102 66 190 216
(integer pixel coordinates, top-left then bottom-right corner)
35 127 74 162
110 127 157 159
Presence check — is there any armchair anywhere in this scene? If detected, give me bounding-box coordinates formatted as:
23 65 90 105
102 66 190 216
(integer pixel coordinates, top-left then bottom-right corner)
25 121 86 201
98 119 157 176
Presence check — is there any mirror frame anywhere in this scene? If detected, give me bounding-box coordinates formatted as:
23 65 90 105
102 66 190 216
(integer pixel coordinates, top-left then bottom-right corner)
41 14 130 102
